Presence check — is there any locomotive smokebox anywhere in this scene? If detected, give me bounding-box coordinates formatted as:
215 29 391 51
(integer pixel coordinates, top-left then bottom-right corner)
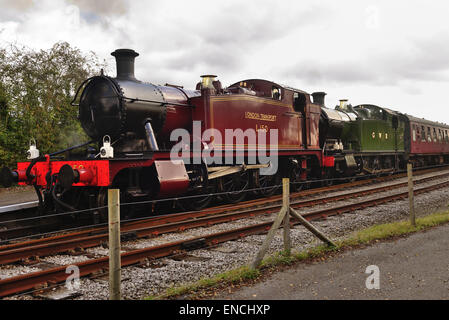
111 49 139 81
78 48 168 141
77 48 193 150
312 92 326 107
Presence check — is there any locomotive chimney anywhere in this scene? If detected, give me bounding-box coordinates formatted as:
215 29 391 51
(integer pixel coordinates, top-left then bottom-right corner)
339 99 349 110
111 49 139 81
312 92 326 107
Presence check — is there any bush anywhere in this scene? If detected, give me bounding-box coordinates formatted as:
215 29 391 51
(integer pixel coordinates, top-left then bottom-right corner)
0 42 107 169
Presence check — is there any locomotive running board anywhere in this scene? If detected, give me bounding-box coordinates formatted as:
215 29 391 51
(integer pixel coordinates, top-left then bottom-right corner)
207 163 270 180
363 167 394 174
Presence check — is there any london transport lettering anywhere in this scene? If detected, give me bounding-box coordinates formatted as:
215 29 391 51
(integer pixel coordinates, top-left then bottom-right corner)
245 112 276 132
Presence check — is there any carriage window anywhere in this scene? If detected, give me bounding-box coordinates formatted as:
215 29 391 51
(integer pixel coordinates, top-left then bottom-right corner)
446 130 449 142
392 116 398 129
427 127 432 142
421 126 426 142
433 128 437 142
412 128 416 142
438 129 442 142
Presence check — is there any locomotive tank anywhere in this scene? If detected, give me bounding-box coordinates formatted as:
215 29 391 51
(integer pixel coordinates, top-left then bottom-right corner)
77 49 198 151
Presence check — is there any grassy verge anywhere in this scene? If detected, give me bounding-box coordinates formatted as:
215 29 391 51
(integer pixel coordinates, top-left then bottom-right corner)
147 210 449 300
146 266 261 300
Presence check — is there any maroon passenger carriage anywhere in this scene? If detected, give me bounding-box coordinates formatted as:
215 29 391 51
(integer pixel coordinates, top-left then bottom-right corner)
405 115 449 166
0 49 334 219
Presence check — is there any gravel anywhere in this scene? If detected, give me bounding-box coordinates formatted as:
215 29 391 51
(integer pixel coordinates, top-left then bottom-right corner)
0 265 41 280
3 172 449 300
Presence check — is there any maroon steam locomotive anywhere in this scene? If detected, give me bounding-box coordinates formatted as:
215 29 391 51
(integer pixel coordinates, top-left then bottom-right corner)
0 49 333 218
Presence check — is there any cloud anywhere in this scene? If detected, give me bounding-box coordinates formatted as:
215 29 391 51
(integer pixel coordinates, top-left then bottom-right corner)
112 0 331 86
1 0 449 124
0 0 128 19
0 0 33 10
282 30 449 89
68 0 127 16
0 0 33 21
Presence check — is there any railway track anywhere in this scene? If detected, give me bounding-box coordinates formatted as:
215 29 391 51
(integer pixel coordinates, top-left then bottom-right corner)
0 166 445 241
1 169 449 265
1 169 449 298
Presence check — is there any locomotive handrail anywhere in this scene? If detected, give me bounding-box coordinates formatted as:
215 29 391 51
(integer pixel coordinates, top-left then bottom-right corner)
122 96 193 108
70 76 97 107
283 111 302 117
71 75 123 107
49 140 96 158
71 75 194 109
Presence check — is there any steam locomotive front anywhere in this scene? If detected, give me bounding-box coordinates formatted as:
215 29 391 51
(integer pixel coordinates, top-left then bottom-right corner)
78 49 195 154
0 49 195 199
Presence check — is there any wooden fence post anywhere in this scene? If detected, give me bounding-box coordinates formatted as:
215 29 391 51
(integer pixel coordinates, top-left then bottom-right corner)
407 163 416 227
282 178 291 254
108 189 121 300
289 207 337 248
251 176 337 269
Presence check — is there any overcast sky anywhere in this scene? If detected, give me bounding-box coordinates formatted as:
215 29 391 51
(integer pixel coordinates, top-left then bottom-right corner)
1 0 449 123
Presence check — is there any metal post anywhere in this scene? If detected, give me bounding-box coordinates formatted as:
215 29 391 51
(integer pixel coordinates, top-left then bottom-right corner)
407 163 416 227
282 178 291 254
108 189 121 300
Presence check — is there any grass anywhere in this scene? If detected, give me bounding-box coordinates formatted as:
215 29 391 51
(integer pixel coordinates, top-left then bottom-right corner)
147 210 449 300
343 210 449 246
146 266 261 300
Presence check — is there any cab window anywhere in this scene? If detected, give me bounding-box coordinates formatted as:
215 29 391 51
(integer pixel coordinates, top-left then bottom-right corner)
271 86 281 100
293 92 306 113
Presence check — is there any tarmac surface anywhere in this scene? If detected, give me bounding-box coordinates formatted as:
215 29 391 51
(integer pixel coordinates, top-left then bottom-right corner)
0 188 36 207
219 223 449 300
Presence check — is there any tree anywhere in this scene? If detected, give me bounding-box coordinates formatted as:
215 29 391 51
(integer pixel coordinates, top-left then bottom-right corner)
0 42 107 168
